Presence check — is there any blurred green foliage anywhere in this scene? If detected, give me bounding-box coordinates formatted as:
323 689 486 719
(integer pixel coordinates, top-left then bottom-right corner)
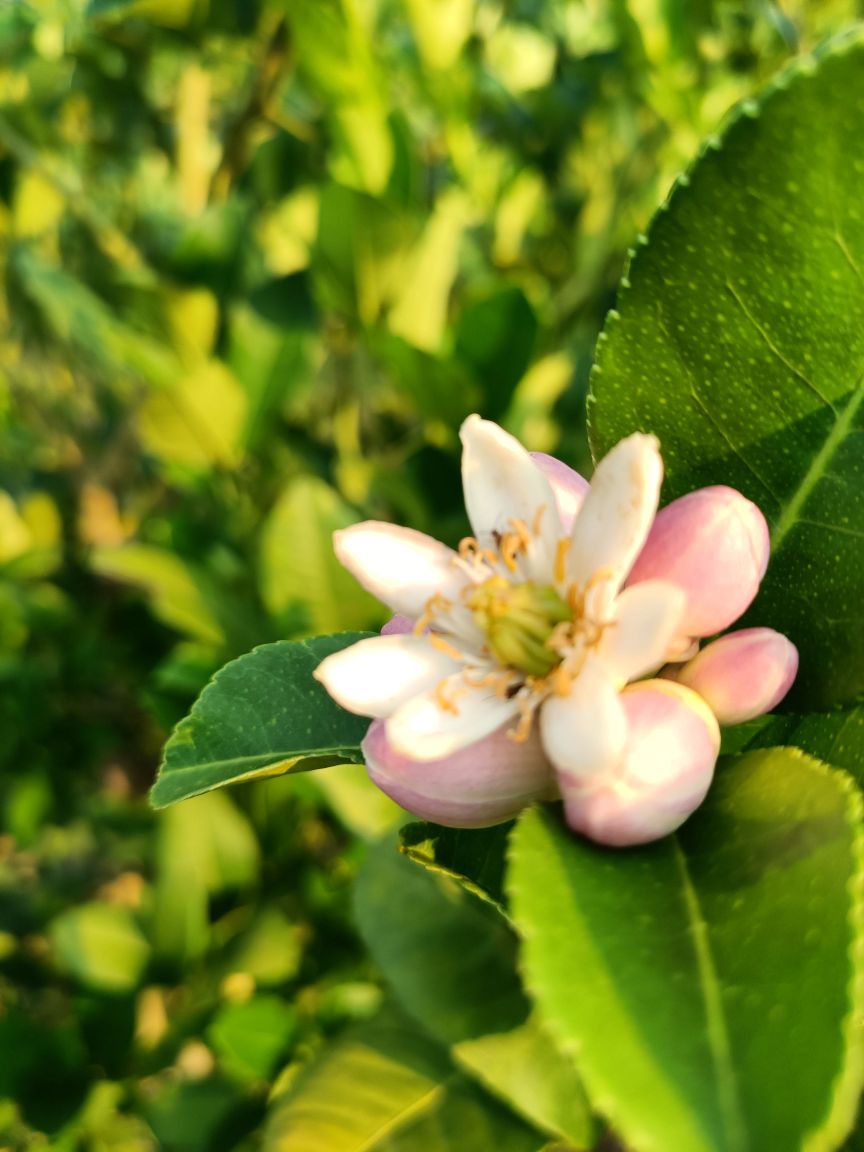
0 0 860 1147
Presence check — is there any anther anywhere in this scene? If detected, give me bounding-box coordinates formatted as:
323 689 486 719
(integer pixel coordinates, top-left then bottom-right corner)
554 538 569 585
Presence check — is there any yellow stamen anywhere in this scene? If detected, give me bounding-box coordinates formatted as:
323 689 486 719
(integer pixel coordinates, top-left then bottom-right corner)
551 664 573 696
532 504 546 538
554 538 569 586
500 534 521 572
428 633 464 662
507 705 535 743
434 678 463 715
414 592 452 634
509 517 533 551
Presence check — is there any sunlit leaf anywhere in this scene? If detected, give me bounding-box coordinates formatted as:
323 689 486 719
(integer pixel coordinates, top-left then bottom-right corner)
137 360 248 470
50 904 150 995
508 749 864 1152
264 1009 541 1152
91 544 224 646
259 475 383 634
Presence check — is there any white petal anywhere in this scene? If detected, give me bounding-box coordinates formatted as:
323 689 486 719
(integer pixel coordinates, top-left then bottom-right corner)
385 672 519 761
567 434 663 606
539 658 627 783
460 415 561 579
314 634 461 718
597 580 686 685
334 522 466 618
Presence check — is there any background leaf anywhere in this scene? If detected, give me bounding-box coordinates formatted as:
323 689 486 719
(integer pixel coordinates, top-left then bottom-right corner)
263 1008 542 1152
588 32 864 708
354 835 528 1046
355 836 593 1146
259 476 384 634
508 749 864 1152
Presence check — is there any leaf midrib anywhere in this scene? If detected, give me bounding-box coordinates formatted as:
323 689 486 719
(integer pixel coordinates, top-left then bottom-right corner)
160 745 363 778
769 375 864 555
672 839 746 1152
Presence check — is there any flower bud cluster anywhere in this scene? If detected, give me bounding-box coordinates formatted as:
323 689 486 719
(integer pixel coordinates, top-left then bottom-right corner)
317 418 797 847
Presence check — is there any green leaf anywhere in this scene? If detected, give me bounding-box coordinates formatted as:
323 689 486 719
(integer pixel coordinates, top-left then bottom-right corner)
259 476 384 634
227 275 316 450
312 762 404 841
150 633 374 808
136 360 249 472
508 749 864 1152
388 188 468 353
151 792 260 962
453 1016 595 1148
207 996 297 1082
400 821 513 910
588 32 864 708
263 1009 541 1152
91 544 225 647
49 904 150 995
287 1 393 195
358 836 593 1144
220 908 304 988
354 835 528 1047
746 706 864 791
455 286 538 418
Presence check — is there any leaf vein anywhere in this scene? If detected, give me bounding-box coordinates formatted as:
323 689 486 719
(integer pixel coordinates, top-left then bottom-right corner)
724 280 836 414
671 839 747 1152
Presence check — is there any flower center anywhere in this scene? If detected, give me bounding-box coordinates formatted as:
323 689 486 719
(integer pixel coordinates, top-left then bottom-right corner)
467 576 571 677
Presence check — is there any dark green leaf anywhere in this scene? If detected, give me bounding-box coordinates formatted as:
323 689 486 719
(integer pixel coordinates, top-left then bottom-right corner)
746 706 864 789
455 287 538 418
150 634 374 808
588 32 864 708
508 749 864 1152
354 835 527 1046
399 821 513 910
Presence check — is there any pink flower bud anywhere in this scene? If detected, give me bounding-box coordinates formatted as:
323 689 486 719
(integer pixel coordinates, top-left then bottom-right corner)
361 719 557 828
530 452 589 534
381 614 414 636
627 486 770 638
560 680 720 847
666 627 798 725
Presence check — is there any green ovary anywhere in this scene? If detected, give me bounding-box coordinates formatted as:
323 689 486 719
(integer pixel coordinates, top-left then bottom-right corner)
468 576 571 677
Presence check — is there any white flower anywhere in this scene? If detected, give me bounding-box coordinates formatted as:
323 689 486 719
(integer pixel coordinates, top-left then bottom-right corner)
315 416 689 785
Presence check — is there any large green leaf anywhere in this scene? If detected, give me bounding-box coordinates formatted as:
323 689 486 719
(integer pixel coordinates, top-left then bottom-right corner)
508 749 864 1152
588 32 864 708
150 634 374 808
263 1010 541 1152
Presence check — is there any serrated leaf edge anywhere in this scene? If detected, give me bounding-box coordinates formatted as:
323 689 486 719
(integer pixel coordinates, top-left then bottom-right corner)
586 24 864 463
150 632 373 808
